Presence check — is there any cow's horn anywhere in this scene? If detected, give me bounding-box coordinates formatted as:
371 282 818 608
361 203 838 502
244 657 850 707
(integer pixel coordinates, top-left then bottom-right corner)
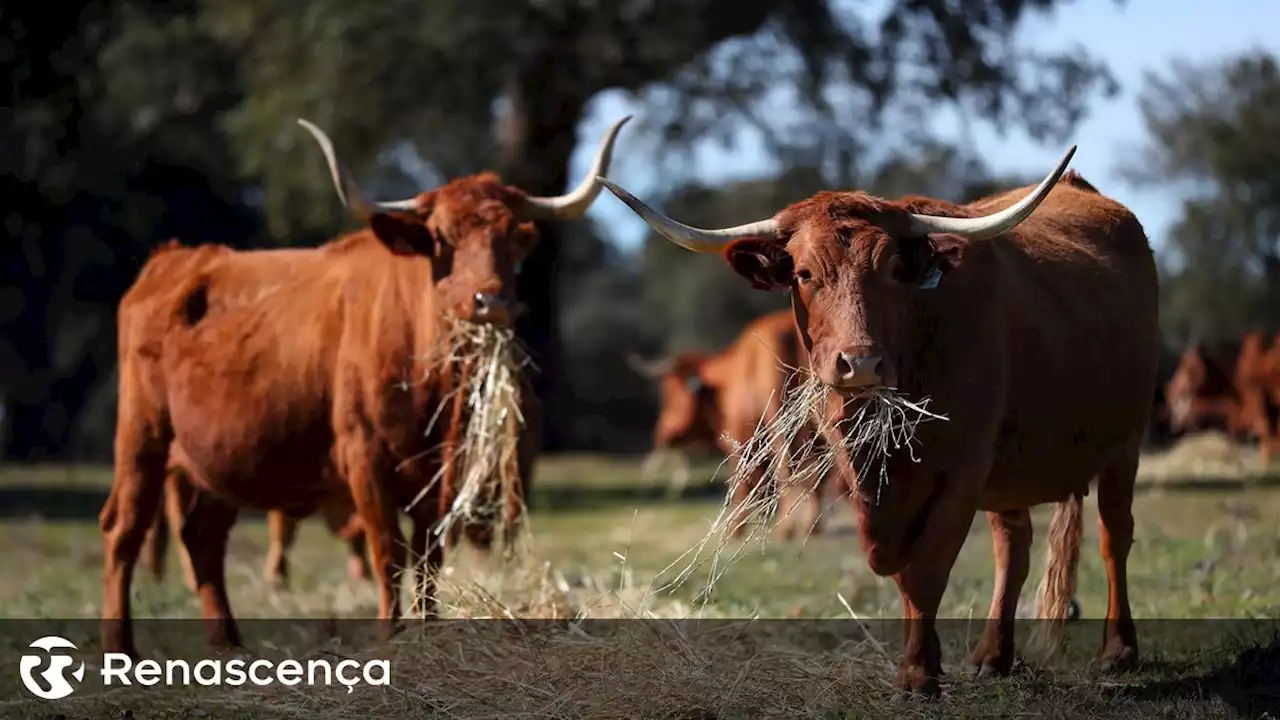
596 177 778 253
520 116 634 222
626 353 674 378
296 119 421 219
907 146 1077 241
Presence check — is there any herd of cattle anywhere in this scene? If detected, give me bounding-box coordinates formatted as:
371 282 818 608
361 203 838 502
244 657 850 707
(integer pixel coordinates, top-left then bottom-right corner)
91 114 1280 697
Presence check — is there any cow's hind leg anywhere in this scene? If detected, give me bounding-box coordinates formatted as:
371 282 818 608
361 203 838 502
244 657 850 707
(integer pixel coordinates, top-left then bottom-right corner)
319 496 371 582
968 509 1032 677
101 397 171 657
263 511 300 588
1097 440 1140 671
176 486 242 650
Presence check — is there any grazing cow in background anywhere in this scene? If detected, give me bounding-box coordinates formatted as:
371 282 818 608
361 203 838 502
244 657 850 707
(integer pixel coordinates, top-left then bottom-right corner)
1165 331 1280 465
629 310 835 539
601 147 1154 697
100 115 631 657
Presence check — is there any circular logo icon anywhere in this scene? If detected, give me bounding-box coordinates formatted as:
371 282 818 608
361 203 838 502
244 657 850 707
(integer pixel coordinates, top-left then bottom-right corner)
19 635 86 700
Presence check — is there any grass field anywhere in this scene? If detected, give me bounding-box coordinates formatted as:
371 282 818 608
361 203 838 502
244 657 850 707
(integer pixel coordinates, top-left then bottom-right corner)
3 432 1280 717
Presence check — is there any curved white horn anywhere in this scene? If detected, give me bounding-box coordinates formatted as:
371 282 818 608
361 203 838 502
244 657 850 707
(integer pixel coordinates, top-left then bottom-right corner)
626 353 674 378
297 119 422 219
597 178 778 253
520 116 634 221
907 145 1078 240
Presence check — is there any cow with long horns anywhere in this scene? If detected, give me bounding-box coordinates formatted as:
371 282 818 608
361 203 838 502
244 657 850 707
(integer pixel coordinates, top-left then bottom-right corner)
629 310 834 538
100 116 631 656
599 148 1155 697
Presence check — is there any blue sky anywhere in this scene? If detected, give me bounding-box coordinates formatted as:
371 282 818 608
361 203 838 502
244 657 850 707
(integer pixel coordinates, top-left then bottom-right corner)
565 0 1279 255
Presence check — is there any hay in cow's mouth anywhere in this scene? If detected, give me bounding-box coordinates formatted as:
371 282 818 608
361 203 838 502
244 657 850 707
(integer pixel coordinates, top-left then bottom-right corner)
405 317 534 566
655 370 948 606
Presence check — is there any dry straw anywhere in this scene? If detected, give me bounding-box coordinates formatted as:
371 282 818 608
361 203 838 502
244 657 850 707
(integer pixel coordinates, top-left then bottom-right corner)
403 317 534 569
654 366 949 608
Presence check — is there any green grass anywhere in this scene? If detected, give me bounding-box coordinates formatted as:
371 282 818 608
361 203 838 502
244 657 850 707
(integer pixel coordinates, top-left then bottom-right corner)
3 434 1280 717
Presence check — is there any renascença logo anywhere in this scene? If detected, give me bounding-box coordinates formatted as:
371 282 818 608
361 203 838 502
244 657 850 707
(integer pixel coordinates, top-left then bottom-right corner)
18 634 391 700
20 636 87 700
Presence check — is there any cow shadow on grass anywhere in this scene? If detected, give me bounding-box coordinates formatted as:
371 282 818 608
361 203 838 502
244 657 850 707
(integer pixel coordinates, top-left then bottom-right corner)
1108 633 1280 717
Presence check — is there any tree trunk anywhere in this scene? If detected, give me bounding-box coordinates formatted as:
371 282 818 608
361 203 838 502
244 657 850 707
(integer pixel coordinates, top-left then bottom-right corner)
495 62 589 453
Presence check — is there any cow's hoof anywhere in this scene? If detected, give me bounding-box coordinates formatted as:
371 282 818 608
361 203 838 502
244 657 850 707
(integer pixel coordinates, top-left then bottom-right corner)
967 640 1014 679
1100 644 1138 674
1067 598 1081 622
894 665 942 699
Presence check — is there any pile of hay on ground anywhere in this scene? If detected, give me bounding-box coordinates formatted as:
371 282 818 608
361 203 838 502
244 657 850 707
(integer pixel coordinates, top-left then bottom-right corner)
1138 431 1270 484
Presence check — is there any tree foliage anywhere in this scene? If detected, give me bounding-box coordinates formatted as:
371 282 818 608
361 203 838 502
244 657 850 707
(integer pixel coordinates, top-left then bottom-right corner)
1121 49 1280 346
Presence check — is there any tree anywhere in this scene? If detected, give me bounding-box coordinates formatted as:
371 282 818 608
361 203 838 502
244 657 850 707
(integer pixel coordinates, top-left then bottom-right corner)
0 2 259 460
1120 49 1280 346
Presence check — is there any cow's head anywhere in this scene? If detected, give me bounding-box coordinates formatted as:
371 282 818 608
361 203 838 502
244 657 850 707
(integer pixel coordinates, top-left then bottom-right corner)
599 148 1075 575
1164 340 1237 433
628 353 718 449
298 117 631 326
599 147 1074 398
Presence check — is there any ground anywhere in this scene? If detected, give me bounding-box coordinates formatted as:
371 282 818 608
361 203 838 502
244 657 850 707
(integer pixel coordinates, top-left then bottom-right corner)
2 432 1280 717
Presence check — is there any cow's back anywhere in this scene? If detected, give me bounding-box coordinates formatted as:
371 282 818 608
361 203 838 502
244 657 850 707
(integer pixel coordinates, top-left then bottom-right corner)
977 177 1159 502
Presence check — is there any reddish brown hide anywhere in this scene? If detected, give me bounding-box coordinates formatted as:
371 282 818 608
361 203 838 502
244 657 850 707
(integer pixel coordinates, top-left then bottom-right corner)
100 116 630 657
601 151 1155 697
140 467 370 592
1164 331 1280 466
629 310 838 539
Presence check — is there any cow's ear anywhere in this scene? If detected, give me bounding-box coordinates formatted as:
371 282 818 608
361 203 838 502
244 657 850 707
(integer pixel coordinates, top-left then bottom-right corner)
722 237 793 292
893 234 966 290
370 212 436 257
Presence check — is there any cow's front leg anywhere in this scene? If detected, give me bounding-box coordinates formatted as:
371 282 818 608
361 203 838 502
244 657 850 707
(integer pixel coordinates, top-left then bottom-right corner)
337 430 406 637
263 510 300 588
892 482 980 698
176 487 242 650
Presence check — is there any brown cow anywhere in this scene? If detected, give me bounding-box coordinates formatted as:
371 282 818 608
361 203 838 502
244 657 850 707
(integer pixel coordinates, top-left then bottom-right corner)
600 147 1154 696
1165 331 1280 465
629 310 834 539
100 115 630 657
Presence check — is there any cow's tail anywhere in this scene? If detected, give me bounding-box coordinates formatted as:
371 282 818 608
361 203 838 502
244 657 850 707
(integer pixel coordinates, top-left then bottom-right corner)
1029 491 1084 658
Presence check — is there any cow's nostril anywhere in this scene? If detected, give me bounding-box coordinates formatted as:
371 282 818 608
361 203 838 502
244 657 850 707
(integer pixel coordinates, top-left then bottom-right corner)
835 353 854 378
